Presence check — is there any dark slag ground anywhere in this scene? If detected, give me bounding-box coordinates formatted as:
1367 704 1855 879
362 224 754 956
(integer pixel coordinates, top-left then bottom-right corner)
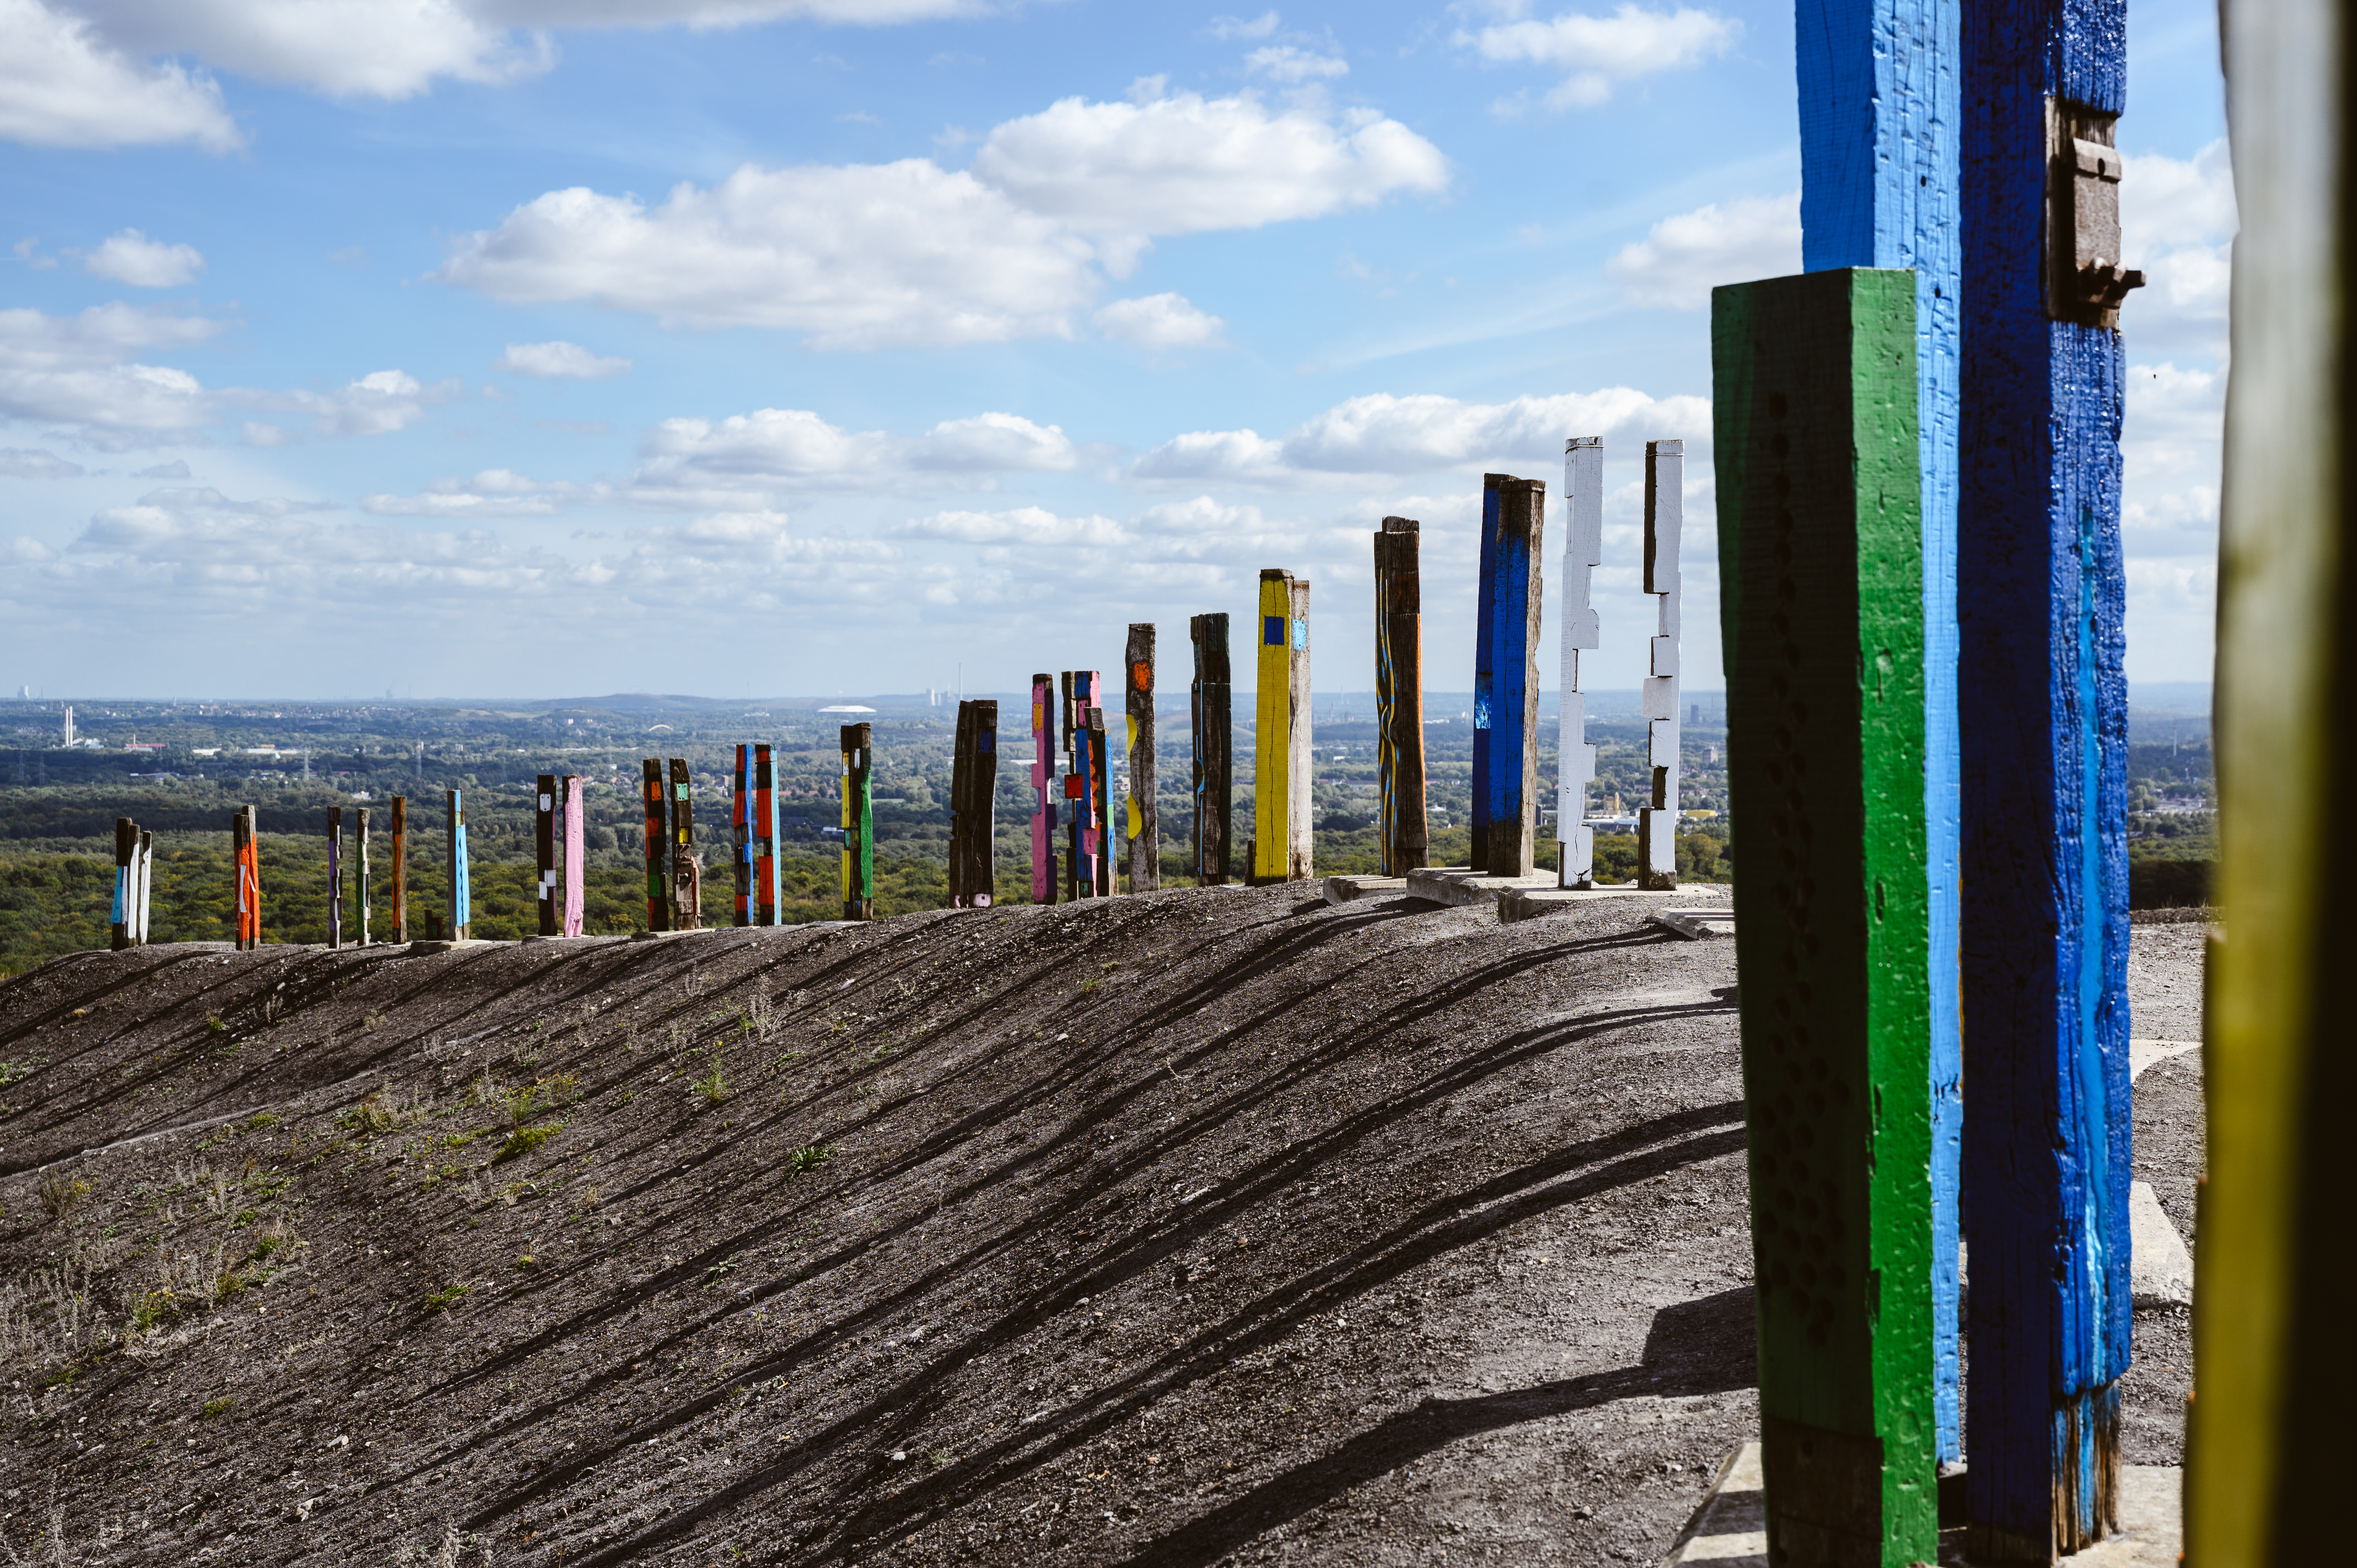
0 890 2203 1566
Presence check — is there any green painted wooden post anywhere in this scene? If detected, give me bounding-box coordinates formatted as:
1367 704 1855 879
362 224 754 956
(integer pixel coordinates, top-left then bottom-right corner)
1714 266 1936 1565
841 723 875 920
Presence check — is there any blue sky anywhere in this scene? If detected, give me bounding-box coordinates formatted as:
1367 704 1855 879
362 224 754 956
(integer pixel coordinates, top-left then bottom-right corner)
2 0 2231 700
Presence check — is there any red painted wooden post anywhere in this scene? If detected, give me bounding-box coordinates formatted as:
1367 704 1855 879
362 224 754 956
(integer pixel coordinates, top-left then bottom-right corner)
388 796 406 944
234 805 262 950
641 758 671 932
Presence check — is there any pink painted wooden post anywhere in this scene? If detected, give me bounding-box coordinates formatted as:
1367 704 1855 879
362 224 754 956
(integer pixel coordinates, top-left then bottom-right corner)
562 775 585 937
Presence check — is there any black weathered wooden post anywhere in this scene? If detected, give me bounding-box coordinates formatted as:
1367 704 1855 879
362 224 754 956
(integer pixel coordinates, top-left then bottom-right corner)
1375 518 1428 876
950 698 999 907
536 772 560 938
1190 613 1232 884
641 758 671 932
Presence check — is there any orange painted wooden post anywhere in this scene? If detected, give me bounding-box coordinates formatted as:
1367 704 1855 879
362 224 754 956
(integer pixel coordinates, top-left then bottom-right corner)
234 805 263 950
640 758 671 932
388 796 406 943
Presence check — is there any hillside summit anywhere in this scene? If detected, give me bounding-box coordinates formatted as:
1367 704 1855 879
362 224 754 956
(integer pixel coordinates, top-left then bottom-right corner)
0 889 2200 1566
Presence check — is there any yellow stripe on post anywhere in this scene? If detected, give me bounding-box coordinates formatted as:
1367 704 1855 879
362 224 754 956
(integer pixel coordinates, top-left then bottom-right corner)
1254 569 1292 883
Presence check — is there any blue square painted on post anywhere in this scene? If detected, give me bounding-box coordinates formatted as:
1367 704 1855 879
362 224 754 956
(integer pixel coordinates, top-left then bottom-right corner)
980 733 995 751
1265 616 1283 645
1292 618 1308 650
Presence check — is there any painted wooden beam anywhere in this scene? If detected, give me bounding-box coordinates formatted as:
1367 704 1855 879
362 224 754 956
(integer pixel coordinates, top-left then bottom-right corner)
561 776 584 938
447 788 471 941
1125 623 1158 892
732 744 754 929
356 807 371 946
1960 0 2136 1547
390 797 407 944
1088 707 1111 895
1253 570 1312 883
1638 442 1684 891
1189 615 1232 885
1713 265 1936 1566
1559 441 1604 888
1482 477 1546 878
235 804 262 951
1283 575 1312 881
1375 517 1428 877
1062 670 1105 898
841 722 875 920
1472 481 1501 872
2193 2 2355 1556
537 773 560 938
1030 674 1058 904
112 817 135 951
1800 0 1964 1466
668 758 700 929
641 758 671 932
951 698 999 907
328 806 345 950
134 828 153 945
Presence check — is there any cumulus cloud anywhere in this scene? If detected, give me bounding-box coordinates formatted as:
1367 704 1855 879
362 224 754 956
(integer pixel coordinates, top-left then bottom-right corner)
1460 4 1742 108
891 505 1127 545
1607 191 1799 308
630 407 1078 504
2120 140 2235 353
292 369 461 438
0 447 86 478
0 304 227 442
495 339 632 378
1131 387 1710 487
1094 293 1228 350
1207 11 1280 39
0 0 241 152
363 468 600 516
82 229 206 288
440 85 1446 347
1244 45 1346 82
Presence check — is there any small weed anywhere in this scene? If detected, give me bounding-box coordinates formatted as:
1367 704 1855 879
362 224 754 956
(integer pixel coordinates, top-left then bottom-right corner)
0 1059 33 1086
205 1015 225 1035
694 1062 731 1108
339 1092 399 1136
514 1050 541 1071
493 1123 564 1163
575 1185 602 1210
230 1208 259 1227
773 1049 805 1068
200 1397 234 1419
131 1288 179 1333
214 1268 245 1304
249 1217 301 1261
787 1144 834 1176
422 1283 470 1312
244 1111 281 1133
1079 977 1100 995
442 1130 480 1150
362 1013 385 1033
515 1254 537 1271
38 1173 91 1223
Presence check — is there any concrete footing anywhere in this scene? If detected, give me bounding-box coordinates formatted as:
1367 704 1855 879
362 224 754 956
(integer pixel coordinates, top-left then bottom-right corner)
1663 1444 2183 1565
1322 875 1408 904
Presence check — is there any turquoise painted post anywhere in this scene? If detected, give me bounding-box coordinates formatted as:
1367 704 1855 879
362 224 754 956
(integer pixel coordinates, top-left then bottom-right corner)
446 788 471 941
1797 0 1963 1467
1961 0 2138 1551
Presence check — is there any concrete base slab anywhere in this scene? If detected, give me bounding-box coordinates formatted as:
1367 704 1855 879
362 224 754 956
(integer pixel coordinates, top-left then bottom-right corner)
1497 886 1667 923
1403 867 1563 908
1650 908 1736 940
1323 875 1408 905
627 927 719 941
2128 1037 2200 1081
404 939 502 954
2129 1180 2194 1308
1664 1444 2182 1566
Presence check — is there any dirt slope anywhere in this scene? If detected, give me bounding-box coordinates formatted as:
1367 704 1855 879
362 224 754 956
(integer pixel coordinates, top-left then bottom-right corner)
0 890 2198 1566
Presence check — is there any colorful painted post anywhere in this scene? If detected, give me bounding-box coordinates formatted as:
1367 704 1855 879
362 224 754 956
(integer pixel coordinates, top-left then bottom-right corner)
536 773 561 938
134 828 154 945
112 817 136 951
1802 0 1964 1464
668 759 699 928
754 745 781 925
234 806 262 950
1030 674 1058 903
1961 0 2136 1545
388 796 406 943
640 758 671 932
2191 5 2356 1554
732 745 754 928
1062 671 1104 899
1558 440 1604 887
841 723 875 920
1189 616 1232 885
1481 477 1545 878
1252 570 1313 883
1637 442 1683 890
1125 623 1158 892
1471 482 1501 872
355 807 371 946
1375 518 1428 877
1088 706 1111 895
949 699 999 907
1713 267 1936 1564
447 789 471 941
561 776 585 938
327 806 345 950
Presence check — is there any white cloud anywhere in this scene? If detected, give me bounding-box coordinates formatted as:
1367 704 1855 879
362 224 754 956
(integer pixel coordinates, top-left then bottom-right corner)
495 340 633 378
2119 140 2235 353
82 228 206 288
132 458 190 478
1207 11 1280 39
1094 293 1229 350
1606 191 1799 308
70 0 542 99
440 87 1445 346
1131 387 1710 487
631 407 1077 503
1245 44 1346 82
0 447 85 478
1460 4 1742 108
891 505 1126 545
0 0 241 152
362 468 597 516
290 369 458 438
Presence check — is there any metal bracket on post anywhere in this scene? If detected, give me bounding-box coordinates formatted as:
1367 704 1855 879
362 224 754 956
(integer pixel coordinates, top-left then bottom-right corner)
2049 103 2144 327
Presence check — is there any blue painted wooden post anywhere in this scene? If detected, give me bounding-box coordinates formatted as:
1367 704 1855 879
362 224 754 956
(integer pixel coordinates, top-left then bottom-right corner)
1798 0 1963 1469
1961 0 2138 1551
1470 477 1502 871
446 788 471 941
1481 475 1545 877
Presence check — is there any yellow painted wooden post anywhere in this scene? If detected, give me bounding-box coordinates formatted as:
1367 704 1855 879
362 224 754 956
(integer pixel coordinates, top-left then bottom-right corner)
1253 569 1292 883
2191 0 2355 1558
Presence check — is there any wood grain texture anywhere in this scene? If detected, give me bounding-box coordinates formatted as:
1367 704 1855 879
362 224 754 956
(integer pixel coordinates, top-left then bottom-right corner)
1189 616 1232 885
1960 0 2132 1546
641 758 671 933
1802 0 1966 1465
1030 674 1058 904
1713 266 1935 1567
235 805 262 950
1376 518 1428 877
1472 480 1502 872
1482 478 1545 878
2196 1 2355 1558
733 744 754 929
1637 442 1683 891
1125 624 1158 892
950 699 1000 907
841 724 875 920
1559 441 1603 888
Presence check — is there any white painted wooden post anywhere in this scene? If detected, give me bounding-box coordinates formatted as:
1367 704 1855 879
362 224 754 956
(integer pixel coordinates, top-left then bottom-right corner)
1638 440 1682 890
1559 436 1604 887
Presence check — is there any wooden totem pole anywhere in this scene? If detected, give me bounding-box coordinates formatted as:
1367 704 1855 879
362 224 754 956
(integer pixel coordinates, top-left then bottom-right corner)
1375 518 1428 877
641 758 671 932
